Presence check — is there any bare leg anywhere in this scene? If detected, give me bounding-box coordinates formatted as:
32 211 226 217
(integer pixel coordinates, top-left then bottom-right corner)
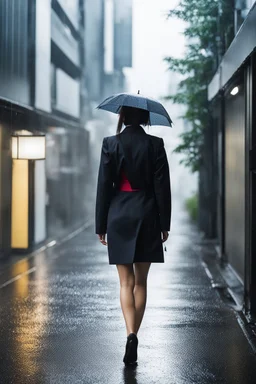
116 264 136 336
133 262 151 334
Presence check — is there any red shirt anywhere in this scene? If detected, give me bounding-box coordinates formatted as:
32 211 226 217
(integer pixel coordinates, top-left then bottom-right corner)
119 169 140 191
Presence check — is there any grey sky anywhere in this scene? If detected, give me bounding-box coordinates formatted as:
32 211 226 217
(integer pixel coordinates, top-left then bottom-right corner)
127 0 185 98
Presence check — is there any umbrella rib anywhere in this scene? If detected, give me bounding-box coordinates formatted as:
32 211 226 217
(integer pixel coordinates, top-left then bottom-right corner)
96 92 173 127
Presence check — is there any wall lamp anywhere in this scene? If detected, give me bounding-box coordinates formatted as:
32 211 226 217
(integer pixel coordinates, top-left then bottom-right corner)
11 131 46 250
230 86 239 96
11 132 46 160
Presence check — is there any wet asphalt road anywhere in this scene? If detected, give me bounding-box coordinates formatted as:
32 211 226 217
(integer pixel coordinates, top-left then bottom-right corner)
0 201 256 384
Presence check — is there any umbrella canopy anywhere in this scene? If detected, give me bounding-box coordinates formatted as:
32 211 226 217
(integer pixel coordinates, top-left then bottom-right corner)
96 92 173 127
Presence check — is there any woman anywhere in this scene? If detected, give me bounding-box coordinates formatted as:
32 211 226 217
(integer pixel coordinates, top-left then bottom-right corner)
95 105 171 365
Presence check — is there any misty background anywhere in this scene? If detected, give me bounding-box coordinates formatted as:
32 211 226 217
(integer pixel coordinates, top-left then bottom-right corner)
0 0 197 256
89 0 197 209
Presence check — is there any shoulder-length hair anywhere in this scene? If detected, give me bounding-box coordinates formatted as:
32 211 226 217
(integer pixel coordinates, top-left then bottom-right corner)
116 106 150 134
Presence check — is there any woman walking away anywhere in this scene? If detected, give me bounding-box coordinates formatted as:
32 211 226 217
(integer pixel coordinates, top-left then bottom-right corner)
95 105 172 365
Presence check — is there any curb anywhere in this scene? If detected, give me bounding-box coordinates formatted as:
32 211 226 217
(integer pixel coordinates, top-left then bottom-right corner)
200 240 256 355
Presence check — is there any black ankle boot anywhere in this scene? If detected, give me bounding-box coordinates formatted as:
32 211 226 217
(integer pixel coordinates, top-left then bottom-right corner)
123 333 138 365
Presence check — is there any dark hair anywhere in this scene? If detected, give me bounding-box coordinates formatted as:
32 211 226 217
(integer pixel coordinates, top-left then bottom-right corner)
116 106 150 134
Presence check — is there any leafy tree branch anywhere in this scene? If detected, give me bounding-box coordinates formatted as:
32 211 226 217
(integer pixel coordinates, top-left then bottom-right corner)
165 0 234 172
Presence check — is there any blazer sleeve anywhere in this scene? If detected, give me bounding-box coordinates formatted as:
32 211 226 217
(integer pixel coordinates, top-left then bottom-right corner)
95 137 113 234
153 138 172 231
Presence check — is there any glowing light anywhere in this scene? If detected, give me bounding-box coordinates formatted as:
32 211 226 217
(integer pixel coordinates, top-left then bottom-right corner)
12 135 46 160
230 86 239 96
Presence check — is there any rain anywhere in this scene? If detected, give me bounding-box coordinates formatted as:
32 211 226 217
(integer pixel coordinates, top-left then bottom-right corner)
0 0 256 383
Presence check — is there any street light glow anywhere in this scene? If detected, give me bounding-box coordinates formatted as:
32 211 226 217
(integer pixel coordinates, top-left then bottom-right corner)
12 135 46 160
230 86 239 96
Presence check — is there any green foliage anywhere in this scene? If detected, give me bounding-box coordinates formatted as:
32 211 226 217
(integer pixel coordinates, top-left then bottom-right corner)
165 0 234 172
185 193 198 222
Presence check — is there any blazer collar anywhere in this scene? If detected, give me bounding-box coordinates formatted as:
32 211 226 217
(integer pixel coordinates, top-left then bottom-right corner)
121 124 146 135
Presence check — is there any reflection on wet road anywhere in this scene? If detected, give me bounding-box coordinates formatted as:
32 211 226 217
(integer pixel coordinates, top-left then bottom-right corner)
0 201 256 384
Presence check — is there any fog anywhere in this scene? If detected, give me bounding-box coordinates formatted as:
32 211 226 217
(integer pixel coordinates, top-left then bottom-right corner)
88 0 197 208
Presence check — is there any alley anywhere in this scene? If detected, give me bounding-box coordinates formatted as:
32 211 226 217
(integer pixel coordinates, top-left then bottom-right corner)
0 200 256 384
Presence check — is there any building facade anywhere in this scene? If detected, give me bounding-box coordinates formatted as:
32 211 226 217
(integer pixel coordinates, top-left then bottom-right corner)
206 2 256 319
0 0 89 257
84 0 132 110
0 0 133 259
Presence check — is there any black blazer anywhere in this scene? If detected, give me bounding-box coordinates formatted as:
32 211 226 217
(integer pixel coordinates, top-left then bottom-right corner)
95 124 171 234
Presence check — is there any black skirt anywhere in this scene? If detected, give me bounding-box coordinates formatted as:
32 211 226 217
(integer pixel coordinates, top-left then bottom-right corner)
107 190 164 264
